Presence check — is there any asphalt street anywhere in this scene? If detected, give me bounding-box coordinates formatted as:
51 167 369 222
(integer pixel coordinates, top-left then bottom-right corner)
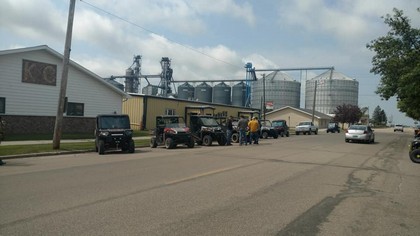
1 128 419 235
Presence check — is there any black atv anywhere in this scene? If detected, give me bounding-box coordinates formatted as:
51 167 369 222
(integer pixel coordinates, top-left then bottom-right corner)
150 115 194 149
189 115 226 146
409 136 420 164
260 120 279 139
272 119 290 137
94 114 135 155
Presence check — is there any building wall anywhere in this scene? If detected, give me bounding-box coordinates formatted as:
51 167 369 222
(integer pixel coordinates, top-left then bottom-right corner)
0 46 127 135
265 107 330 128
123 95 260 130
0 49 123 117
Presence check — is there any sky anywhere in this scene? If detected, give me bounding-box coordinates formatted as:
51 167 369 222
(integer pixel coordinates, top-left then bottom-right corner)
1 0 419 125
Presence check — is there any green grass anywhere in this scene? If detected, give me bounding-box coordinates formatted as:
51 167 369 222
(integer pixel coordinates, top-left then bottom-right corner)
0 139 150 157
3 130 150 141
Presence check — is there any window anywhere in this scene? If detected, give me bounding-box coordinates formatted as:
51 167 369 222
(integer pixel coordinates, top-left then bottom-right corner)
0 97 5 114
66 102 84 116
165 108 175 115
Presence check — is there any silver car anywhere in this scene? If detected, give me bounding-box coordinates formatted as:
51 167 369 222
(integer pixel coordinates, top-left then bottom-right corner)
345 125 375 143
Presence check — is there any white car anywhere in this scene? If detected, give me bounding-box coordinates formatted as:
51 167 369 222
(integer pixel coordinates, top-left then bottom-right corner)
394 124 404 132
345 125 375 143
295 121 318 135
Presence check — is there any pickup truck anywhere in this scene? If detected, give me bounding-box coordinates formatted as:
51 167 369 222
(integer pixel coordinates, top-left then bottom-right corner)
393 124 404 132
295 121 318 135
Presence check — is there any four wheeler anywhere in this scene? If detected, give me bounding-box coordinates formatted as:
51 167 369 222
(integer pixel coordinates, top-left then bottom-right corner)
272 119 290 137
94 114 135 155
150 115 194 149
409 136 420 164
260 120 278 139
189 115 226 146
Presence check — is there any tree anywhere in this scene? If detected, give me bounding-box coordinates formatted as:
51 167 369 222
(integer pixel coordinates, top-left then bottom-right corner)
366 8 420 120
372 105 388 125
333 104 362 126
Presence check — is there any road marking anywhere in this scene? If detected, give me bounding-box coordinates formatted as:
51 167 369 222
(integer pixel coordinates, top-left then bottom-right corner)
165 164 245 185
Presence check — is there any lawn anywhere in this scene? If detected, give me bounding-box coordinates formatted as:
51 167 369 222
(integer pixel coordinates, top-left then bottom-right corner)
0 132 150 157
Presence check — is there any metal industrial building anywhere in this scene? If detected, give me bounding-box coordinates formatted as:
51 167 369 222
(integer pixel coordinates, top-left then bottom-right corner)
122 94 259 131
305 71 359 115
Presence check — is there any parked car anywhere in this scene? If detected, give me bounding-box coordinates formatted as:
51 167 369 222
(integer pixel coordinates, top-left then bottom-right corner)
345 124 375 144
94 114 135 155
150 115 194 149
295 121 318 135
326 122 340 133
272 119 290 137
394 124 404 132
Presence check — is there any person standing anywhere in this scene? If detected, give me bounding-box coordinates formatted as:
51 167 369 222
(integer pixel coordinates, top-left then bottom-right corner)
248 117 260 144
225 116 233 146
237 115 248 146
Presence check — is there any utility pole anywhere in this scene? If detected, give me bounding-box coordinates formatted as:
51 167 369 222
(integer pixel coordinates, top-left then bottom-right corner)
262 74 266 120
53 0 76 149
311 80 317 123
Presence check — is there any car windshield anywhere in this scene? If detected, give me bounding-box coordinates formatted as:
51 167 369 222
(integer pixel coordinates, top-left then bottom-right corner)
200 117 219 126
158 117 187 128
261 120 272 127
298 122 311 126
99 116 130 129
328 123 336 127
349 125 366 131
272 121 284 126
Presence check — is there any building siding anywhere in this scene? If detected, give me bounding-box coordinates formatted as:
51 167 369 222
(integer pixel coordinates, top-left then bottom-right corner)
0 48 124 118
0 45 128 135
123 95 260 130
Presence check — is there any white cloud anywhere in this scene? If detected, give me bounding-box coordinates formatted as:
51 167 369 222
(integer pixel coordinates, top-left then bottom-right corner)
0 0 65 41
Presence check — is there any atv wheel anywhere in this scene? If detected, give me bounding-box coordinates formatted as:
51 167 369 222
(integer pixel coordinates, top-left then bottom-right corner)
218 136 226 146
262 131 269 139
128 140 135 153
165 138 175 149
409 149 420 164
150 137 157 148
98 140 105 155
231 133 239 143
202 135 213 146
187 138 195 148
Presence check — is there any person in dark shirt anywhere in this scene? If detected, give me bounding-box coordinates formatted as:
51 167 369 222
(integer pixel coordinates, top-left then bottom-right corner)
237 115 249 146
225 116 234 145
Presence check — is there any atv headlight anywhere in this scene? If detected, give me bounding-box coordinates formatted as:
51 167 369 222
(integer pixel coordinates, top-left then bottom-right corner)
124 130 133 137
99 131 110 137
201 126 213 132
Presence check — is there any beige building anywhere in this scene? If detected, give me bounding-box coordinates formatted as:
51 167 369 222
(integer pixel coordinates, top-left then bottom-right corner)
123 94 260 130
264 106 333 128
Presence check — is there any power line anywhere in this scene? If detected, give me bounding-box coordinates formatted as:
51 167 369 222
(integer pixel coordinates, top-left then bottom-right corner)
79 0 243 70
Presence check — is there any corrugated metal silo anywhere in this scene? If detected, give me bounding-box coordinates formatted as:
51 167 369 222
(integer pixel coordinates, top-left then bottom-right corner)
305 70 359 115
194 82 212 102
251 71 300 110
213 82 231 105
177 82 194 100
232 82 247 107
142 85 158 95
